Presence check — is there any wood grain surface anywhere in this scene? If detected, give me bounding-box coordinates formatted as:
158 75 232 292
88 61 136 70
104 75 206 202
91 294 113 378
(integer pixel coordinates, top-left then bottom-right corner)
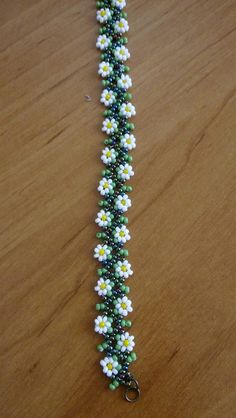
0 1 236 417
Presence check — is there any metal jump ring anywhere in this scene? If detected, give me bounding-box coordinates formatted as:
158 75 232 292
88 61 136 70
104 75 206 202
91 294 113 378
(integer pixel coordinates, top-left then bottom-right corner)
124 378 140 402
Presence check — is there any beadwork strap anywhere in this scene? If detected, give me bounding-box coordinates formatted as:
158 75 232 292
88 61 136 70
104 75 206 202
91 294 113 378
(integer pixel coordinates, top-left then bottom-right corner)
94 0 140 402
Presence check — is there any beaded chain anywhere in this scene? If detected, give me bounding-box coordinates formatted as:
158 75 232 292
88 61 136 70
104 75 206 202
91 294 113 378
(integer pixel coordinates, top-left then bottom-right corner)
93 0 140 402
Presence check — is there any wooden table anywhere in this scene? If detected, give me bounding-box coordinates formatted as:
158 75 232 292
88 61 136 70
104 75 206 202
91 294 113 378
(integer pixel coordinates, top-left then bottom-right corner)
0 1 236 417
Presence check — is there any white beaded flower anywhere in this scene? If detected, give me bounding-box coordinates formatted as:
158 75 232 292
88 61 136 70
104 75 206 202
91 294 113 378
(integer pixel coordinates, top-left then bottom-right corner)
118 163 134 180
98 61 113 77
102 118 118 134
117 74 132 90
94 244 111 261
112 0 126 9
94 278 112 296
118 332 135 352
114 225 131 243
100 89 116 106
116 296 133 316
101 147 116 164
96 34 110 50
95 209 112 227
115 18 129 34
115 260 133 278
96 8 111 23
100 357 119 377
115 46 130 62
98 178 113 195
94 315 111 334
116 194 131 212
120 133 136 150
120 102 136 118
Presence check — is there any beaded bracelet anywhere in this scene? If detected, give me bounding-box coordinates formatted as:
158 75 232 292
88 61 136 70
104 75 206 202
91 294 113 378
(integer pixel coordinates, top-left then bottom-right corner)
93 0 140 402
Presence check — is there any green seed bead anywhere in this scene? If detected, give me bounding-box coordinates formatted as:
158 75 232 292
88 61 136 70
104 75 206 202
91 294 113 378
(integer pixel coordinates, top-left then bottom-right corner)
123 217 128 224
96 232 102 239
125 93 132 100
99 28 103 34
130 123 135 130
107 254 112 260
121 285 126 292
112 355 118 361
126 185 133 192
100 303 105 310
113 380 120 388
96 303 101 311
122 12 128 18
102 342 108 349
102 80 107 86
102 268 107 274
115 334 121 341
125 286 130 294
127 355 132 363
126 320 132 327
108 327 113 333
115 344 120 350
125 65 130 72
121 319 126 327
116 364 122 371
107 290 112 297
97 268 103 276
109 383 116 391
101 54 104 60
123 37 128 44
98 200 104 207
127 155 133 162
131 352 137 361
97 344 103 352
123 249 129 257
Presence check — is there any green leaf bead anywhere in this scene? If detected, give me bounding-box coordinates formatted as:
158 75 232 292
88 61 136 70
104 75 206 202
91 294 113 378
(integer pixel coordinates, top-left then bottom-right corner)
107 290 112 297
127 355 132 363
123 249 129 257
125 286 130 294
102 268 107 274
125 65 130 72
113 380 120 388
107 327 113 333
100 303 105 310
102 80 107 86
116 364 122 371
125 93 132 100
96 232 102 239
129 123 135 130
126 320 132 327
123 216 128 224
97 268 103 276
112 355 118 361
96 303 101 311
121 284 126 292
131 352 137 361
109 383 116 391
115 344 120 350
115 334 121 341
97 344 103 352
126 185 133 192
102 342 108 349
121 319 126 327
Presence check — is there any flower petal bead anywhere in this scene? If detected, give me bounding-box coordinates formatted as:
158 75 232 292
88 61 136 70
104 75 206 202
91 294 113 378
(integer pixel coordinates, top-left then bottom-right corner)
95 209 112 227
115 260 133 278
94 244 111 261
101 89 116 106
117 74 132 90
95 315 112 334
116 194 131 212
120 133 136 150
97 8 112 24
118 332 135 352
98 178 113 195
115 296 133 317
114 18 129 34
102 118 118 134
98 61 113 77
101 147 116 165
112 0 126 9
114 225 131 243
96 34 111 50
95 278 112 296
120 102 136 118
114 46 130 62
118 163 134 180
100 357 119 378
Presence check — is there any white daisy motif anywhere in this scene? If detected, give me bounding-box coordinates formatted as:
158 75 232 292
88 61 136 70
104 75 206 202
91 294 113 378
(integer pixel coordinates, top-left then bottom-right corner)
94 278 112 296
120 102 136 118
100 356 119 377
98 61 113 77
101 147 116 164
94 244 111 262
95 315 111 334
96 34 110 50
114 46 130 62
102 118 118 134
96 8 111 24
118 163 134 180
117 74 132 90
118 332 135 352
114 18 129 34
120 133 136 150
100 89 116 106
114 225 131 244
97 178 113 195
115 296 133 317
112 0 126 9
115 260 133 278
116 194 131 212
95 209 112 227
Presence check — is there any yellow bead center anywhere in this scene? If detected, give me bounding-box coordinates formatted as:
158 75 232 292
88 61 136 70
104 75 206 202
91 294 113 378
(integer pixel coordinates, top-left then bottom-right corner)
123 169 129 174
107 363 113 370
126 138 131 144
99 249 105 255
101 214 107 221
106 151 111 157
124 339 130 347
105 93 111 100
103 65 108 71
125 106 130 112
121 302 127 309
100 283 106 290
120 49 125 55
121 265 127 272
99 321 105 328
119 231 125 237
101 10 106 16
119 22 124 28
103 182 109 189
107 122 112 128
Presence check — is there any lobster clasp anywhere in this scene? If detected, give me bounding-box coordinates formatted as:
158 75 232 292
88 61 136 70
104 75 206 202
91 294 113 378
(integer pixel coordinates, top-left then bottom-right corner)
124 377 140 402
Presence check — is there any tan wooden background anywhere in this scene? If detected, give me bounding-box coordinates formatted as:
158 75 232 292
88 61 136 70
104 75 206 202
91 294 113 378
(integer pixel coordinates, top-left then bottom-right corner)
0 1 236 417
